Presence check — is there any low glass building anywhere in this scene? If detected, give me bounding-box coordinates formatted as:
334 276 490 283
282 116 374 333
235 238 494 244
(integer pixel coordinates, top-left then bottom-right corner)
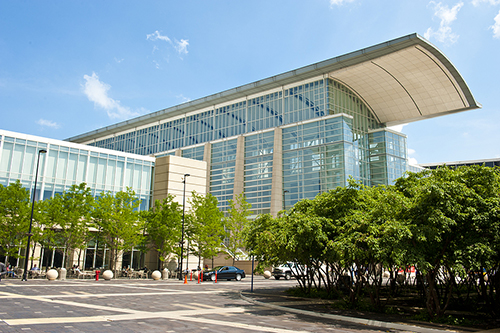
0 130 155 209
0 129 156 270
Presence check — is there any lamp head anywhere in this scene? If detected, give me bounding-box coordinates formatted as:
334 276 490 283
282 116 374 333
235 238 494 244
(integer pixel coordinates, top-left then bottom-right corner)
39 149 47 154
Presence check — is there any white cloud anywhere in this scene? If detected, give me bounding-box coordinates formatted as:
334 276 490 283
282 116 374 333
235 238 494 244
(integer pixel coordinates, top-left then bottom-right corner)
407 148 418 165
82 72 140 120
387 123 408 132
472 0 500 6
491 10 500 38
37 119 60 129
408 157 419 165
146 31 189 57
146 30 171 43
175 39 189 55
424 1 463 44
330 0 355 5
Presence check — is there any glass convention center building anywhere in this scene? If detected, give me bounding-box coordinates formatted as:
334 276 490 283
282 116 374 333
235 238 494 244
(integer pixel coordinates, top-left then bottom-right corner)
0 33 480 270
2 33 480 218
67 33 480 217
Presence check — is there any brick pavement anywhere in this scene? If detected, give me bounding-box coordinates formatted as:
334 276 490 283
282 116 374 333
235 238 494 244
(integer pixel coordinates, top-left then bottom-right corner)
0 278 486 333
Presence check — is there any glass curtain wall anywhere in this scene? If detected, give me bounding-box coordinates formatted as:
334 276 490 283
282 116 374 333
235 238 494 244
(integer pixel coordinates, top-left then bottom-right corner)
186 110 214 146
0 132 154 209
244 131 274 216
83 238 110 270
182 145 205 161
284 80 326 124
369 130 407 185
0 136 48 199
89 80 327 156
282 115 354 205
248 92 283 132
210 139 237 211
327 79 383 185
214 102 246 140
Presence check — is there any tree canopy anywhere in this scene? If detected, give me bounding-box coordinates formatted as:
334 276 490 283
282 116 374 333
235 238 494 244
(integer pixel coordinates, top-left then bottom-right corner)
245 166 500 318
91 188 143 272
143 194 182 268
186 192 225 267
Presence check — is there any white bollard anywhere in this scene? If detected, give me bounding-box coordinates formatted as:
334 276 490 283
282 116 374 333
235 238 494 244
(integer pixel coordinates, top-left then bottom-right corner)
151 270 161 280
102 270 113 280
162 268 169 280
46 269 58 281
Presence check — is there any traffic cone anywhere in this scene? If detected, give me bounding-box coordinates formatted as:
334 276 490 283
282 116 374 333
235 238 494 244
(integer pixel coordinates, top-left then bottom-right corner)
184 274 188 284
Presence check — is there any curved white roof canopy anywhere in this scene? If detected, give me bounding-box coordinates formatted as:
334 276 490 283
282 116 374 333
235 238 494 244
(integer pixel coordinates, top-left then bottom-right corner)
68 33 479 143
330 43 478 126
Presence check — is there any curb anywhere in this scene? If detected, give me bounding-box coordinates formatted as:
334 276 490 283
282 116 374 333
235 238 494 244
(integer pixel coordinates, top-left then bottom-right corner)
240 292 457 333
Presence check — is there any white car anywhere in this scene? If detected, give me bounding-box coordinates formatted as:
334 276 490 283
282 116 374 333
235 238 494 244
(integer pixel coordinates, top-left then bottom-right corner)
272 262 305 280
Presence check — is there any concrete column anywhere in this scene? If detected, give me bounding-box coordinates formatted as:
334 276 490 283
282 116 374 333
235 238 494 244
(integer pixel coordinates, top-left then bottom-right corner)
175 149 182 157
270 127 283 217
203 142 212 194
152 156 170 204
233 135 245 201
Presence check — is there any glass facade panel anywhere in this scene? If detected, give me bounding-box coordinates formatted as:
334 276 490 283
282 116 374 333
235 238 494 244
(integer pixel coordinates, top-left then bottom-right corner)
369 130 407 185
0 130 154 210
186 110 213 145
214 102 246 140
89 80 326 156
182 145 205 161
244 131 274 215
284 80 325 124
210 139 237 211
282 115 354 208
248 92 282 133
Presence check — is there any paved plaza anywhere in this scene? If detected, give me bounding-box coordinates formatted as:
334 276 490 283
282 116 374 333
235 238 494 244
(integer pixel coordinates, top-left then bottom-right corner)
0 277 463 333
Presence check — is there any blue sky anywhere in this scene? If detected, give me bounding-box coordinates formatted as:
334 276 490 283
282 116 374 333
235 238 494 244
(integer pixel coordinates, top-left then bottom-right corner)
1 0 499 164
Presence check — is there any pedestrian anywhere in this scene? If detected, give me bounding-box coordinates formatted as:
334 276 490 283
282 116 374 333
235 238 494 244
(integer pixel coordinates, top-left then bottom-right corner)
6 264 17 278
0 262 7 281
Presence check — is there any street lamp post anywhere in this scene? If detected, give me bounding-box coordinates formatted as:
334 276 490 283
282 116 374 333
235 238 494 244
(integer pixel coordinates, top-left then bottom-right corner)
179 173 190 280
22 149 46 281
283 190 289 211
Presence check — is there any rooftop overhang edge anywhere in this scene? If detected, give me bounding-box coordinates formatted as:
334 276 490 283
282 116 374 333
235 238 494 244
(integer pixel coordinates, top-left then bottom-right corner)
67 33 479 143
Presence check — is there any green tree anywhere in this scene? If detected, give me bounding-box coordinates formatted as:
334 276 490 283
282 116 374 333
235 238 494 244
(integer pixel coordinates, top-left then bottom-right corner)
0 180 31 262
143 194 182 269
320 181 410 307
225 193 251 265
43 183 94 268
35 198 60 269
187 192 225 267
244 213 278 268
92 188 143 274
395 166 500 317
